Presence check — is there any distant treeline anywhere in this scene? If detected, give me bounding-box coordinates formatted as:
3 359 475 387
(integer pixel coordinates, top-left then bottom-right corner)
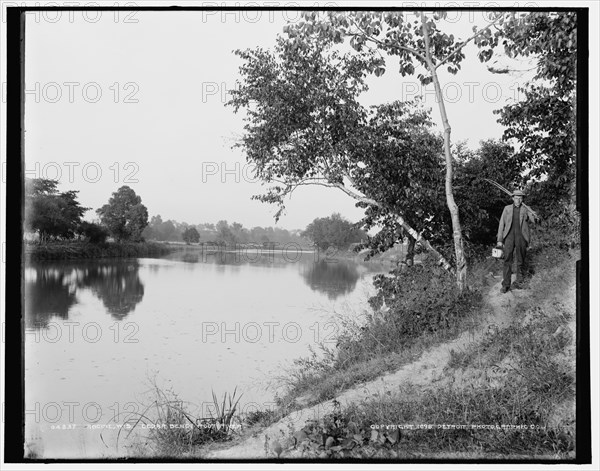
23 177 363 252
142 216 308 247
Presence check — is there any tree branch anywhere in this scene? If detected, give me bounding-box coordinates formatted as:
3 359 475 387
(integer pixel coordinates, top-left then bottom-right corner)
348 17 427 63
435 13 505 70
333 177 454 272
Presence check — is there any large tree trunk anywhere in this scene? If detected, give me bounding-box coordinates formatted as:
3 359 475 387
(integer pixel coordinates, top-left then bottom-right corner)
422 15 467 290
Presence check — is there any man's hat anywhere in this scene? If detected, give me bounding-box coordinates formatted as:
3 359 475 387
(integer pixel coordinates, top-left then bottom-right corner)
512 189 526 197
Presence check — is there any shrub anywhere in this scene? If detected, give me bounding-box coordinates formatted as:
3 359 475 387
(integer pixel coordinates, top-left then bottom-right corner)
78 221 109 244
358 257 481 352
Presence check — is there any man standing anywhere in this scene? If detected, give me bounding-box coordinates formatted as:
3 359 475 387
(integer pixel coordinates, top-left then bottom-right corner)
496 189 537 293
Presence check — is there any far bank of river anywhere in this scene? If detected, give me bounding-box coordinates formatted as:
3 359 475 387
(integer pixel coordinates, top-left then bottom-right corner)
24 240 410 267
25 241 173 261
158 241 409 266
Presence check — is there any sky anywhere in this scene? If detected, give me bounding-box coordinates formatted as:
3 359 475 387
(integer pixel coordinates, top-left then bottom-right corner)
19 6 554 231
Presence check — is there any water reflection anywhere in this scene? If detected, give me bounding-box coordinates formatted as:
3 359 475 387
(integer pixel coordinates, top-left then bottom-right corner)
163 246 304 268
301 260 360 300
25 268 77 328
84 263 145 320
24 253 371 330
24 261 145 327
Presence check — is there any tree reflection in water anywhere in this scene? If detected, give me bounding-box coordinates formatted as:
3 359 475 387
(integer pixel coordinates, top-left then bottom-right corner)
24 261 145 328
25 267 77 329
83 262 145 320
301 260 360 300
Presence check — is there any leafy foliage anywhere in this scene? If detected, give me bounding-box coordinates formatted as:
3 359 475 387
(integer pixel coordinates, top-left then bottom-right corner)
229 11 518 286
359 137 524 260
489 12 577 198
96 186 149 242
352 101 447 256
25 178 89 241
143 215 180 242
228 35 452 255
284 11 499 82
143 217 307 246
302 213 365 250
365 257 480 343
292 399 402 458
182 227 200 245
76 221 109 244
227 34 379 221
453 140 525 246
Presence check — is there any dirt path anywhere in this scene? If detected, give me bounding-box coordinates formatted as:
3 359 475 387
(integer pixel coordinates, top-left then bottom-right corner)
205 275 526 459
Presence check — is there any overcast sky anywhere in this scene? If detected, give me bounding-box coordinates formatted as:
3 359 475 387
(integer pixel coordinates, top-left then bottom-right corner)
23 7 539 230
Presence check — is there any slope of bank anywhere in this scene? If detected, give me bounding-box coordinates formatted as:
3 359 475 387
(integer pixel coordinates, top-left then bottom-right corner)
202 245 578 459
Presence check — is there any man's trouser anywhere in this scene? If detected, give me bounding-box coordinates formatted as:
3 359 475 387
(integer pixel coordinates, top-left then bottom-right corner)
502 231 528 289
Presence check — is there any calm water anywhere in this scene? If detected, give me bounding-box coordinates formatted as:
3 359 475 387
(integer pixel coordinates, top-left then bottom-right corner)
24 248 388 457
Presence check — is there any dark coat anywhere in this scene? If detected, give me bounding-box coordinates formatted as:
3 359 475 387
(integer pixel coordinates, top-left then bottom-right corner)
497 204 536 245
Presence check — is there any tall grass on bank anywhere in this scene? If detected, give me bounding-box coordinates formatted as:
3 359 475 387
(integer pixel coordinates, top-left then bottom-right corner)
103 382 243 457
282 240 578 459
276 196 581 413
25 240 173 260
313 299 575 457
276 256 484 409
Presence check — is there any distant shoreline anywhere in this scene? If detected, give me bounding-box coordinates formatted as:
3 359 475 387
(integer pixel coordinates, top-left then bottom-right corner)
24 241 174 261
24 240 407 265
157 241 393 264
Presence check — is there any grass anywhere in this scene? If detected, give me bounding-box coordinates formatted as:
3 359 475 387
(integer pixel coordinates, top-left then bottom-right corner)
273 256 485 410
103 380 244 457
282 237 578 459
274 203 580 415
114 209 579 459
25 240 173 260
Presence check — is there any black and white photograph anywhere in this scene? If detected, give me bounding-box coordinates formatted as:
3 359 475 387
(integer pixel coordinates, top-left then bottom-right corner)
1 0 597 467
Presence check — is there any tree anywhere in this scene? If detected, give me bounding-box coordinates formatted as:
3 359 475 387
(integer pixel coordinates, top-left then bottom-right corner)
197 222 217 241
453 139 525 246
216 220 236 246
486 12 577 202
182 227 200 245
158 219 179 241
228 11 511 289
228 33 452 271
303 213 365 251
77 221 109 244
96 186 148 242
352 101 447 263
25 178 89 242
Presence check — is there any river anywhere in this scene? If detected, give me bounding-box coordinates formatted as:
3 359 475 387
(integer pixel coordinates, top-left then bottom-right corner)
23 247 388 458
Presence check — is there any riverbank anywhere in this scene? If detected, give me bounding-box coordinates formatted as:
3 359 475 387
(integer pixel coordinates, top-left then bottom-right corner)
126 223 577 459
25 241 174 260
201 242 578 459
58 220 577 459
